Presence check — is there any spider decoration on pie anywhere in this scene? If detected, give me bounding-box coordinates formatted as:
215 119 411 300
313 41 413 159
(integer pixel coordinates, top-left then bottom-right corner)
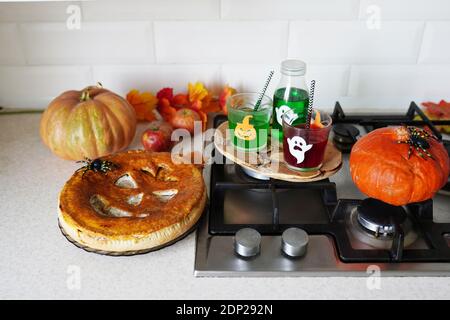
396 126 438 160
58 150 206 254
75 157 119 178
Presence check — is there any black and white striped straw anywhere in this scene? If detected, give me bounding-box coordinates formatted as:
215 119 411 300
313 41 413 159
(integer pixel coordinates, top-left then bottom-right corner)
305 80 316 129
254 70 274 111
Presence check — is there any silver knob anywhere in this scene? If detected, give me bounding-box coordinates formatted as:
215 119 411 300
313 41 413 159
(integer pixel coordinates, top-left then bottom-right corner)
234 228 261 257
281 228 309 257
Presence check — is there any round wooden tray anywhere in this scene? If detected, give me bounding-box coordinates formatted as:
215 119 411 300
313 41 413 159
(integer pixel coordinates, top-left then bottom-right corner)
214 121 342 182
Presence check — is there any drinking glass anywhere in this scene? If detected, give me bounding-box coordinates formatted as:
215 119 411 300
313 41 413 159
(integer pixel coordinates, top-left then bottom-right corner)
227 93 272 151
282 109 332 171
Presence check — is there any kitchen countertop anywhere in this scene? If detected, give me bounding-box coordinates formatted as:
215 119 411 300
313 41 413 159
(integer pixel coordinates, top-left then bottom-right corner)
1 113 450 300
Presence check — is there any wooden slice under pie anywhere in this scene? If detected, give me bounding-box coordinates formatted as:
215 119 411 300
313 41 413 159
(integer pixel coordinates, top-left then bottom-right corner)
214 121 342 182
58 151 206 254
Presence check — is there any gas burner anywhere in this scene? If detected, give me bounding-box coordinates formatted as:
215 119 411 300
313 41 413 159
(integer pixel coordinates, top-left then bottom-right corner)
332 124 360 152
357 198 407 236
347 198 418 249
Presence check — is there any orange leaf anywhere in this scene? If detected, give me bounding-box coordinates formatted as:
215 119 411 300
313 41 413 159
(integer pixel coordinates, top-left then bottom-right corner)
157 98 177 122
219 85 237 115
126 89 158 121
173 93 189 107
190 99 202 111
202 98 221 114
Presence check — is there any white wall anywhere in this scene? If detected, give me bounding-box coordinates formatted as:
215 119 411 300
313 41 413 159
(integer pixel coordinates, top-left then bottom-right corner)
1 0 450 112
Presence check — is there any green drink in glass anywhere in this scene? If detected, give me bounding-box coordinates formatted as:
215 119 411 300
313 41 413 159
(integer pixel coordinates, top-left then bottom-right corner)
227 93 273 151
272 60 309 141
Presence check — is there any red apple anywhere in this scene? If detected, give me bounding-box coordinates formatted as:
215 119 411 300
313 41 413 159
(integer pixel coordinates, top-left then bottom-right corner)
170 108 201 134
141 120 173 152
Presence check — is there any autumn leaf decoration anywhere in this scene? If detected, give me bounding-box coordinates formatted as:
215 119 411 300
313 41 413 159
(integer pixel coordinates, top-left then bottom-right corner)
126 83 238 131
420 100 450 134
219 85 237 115
126 89 158 121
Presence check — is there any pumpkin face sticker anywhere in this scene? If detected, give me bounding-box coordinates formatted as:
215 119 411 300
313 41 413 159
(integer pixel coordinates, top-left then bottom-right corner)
234 115 257 141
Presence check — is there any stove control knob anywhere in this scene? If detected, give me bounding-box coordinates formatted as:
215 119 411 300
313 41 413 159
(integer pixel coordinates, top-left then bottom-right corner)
234 228 261 258
281 228 309 257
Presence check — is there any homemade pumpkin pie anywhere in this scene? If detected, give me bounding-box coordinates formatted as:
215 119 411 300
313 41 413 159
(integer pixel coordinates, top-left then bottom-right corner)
58 150 206 253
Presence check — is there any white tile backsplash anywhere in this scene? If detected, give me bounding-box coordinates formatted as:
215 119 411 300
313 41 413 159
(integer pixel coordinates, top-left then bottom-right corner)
221 64 350 110
0 23 25 65
288 21 425 64
92 64 222 96
419 22 450 64
0 1 81 22
221 0 359 20
360 0 450 20
0 0 449 111
82 0 219 21
154 21 288 63
0 66 93 108
347 65 450 110
20 22 154 65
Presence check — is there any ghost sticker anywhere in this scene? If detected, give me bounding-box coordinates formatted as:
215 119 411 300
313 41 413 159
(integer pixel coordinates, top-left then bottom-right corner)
275 105 298 125
234 115 257 141
287 136 312 164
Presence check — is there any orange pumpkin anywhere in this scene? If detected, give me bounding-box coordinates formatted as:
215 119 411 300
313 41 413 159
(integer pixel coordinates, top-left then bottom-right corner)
350 126 450 206
40 85 136 160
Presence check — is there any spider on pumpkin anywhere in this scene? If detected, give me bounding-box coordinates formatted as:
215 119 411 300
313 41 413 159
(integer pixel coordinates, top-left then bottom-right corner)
75 157 118 178
397 126 437 160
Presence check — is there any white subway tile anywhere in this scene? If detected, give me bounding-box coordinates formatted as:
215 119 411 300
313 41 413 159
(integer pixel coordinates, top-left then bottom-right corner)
20 22 154 65
335 97 417 113
360 0 450 20
221 64 350 109
82 0 219 21
154 21 288 64
0 66 93 109
288 21 424 64
419 22 450 64
221 64 280 96
92 65 222 96
222 0 359 20
0 23 25 65
347 65 450 111
0 1 81 22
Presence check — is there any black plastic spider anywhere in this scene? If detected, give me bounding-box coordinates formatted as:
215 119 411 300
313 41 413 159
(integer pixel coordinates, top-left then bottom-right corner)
397 126 437 160
75 157 118 178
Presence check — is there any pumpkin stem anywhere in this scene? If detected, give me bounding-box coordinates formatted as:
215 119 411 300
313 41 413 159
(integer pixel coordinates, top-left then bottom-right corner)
80 90 90 102
97 82 103 88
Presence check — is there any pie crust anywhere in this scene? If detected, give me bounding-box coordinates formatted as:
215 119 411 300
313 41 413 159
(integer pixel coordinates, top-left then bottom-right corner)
58 151 206 253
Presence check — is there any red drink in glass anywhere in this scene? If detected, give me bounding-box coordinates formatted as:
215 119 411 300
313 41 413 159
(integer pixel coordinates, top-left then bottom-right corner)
282 110 332 171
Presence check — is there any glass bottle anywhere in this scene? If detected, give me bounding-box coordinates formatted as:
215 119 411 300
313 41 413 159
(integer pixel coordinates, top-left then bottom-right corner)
272 60 309 141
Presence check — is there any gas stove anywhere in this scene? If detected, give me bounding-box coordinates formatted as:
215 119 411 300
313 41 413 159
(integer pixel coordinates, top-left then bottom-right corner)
194 102 450 276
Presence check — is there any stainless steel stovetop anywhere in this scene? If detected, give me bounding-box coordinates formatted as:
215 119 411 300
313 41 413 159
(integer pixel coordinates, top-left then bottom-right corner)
194 104 450 277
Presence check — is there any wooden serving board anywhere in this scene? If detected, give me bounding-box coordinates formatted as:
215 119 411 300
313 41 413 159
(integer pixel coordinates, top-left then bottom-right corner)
214 121 342 182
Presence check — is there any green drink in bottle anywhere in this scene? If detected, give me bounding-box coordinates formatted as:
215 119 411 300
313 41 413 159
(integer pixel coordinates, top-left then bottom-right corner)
272 60 309 141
